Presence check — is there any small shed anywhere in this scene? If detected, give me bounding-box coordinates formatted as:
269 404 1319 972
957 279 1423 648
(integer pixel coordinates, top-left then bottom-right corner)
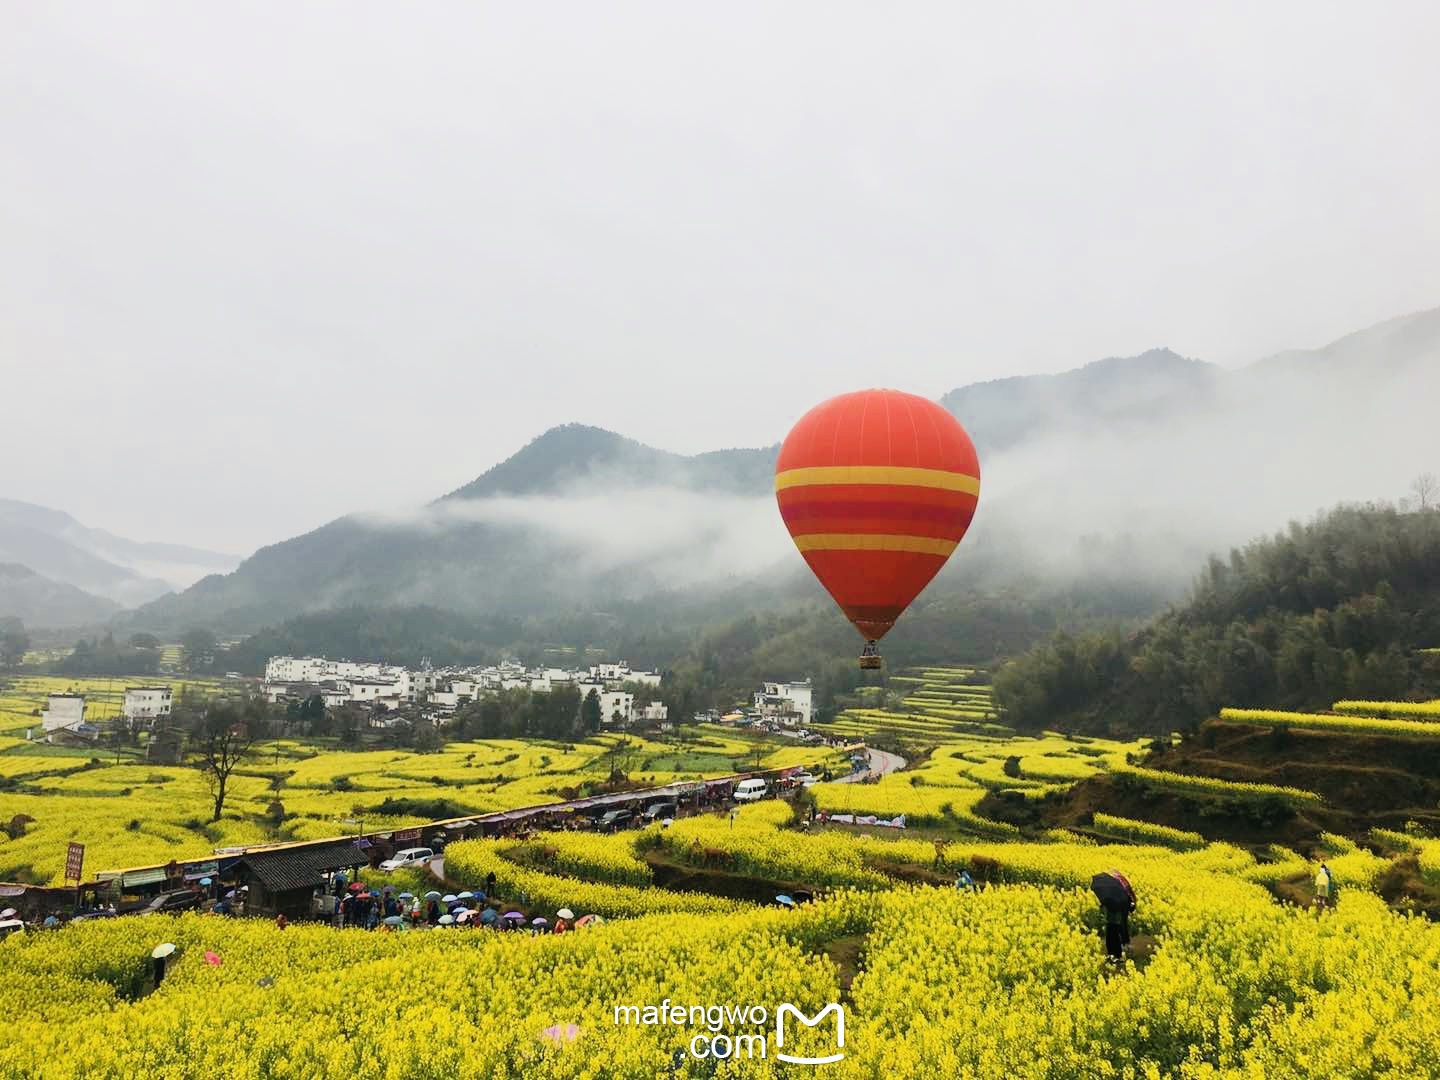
232 841 367 921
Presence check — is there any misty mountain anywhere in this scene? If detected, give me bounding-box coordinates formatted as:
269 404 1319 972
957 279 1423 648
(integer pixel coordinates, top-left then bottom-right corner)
0 499 241 611
0 563 120 627
939 348 1221 456
442 424 777 499
124 305 1440 641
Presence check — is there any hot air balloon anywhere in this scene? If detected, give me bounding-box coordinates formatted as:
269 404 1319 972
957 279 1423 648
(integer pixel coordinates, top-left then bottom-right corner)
775 389 980 668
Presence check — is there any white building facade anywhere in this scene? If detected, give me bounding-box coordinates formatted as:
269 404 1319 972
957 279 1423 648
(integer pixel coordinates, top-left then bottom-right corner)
754 680 814 726
42 694 86 733
123 686 173 723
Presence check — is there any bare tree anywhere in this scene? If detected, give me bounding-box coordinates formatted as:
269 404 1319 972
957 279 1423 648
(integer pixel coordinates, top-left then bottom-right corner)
1412 473 1439 511
196 699 266 822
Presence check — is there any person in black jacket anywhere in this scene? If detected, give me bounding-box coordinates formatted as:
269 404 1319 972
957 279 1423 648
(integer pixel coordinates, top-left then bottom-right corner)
1102 869 1137 963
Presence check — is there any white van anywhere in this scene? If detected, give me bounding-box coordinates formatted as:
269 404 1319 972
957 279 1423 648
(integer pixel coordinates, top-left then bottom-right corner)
734 778 769 802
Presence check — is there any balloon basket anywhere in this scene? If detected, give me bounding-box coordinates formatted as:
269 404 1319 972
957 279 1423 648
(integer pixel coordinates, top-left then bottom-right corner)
858 642 883 670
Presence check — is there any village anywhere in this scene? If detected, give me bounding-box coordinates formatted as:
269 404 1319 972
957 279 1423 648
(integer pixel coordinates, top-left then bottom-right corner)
0 656 850 933
25 655 818 746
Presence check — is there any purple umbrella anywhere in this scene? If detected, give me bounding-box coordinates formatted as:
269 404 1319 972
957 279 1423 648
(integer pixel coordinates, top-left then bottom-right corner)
503 911 524 920
540 1023 581 1045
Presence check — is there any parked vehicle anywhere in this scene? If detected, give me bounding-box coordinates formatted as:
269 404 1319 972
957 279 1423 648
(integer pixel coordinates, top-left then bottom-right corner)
70 909 120 923
139 891 204 915
642 801 677 822
0 919 25 939
734 778 769 802
379 847 434 872
792 771 819 788
597 809 633 832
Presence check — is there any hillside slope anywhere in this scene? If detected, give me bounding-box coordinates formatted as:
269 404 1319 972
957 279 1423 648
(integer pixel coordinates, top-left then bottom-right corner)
0 562 120 626
995 505 1440 737
0 498 238 609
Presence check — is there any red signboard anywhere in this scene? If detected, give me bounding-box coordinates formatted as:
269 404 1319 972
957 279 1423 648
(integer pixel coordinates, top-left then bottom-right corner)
393 828 422 842
65 842 85 883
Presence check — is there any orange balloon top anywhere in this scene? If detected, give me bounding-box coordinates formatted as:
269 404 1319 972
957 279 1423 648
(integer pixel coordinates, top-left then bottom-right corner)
775 388 979 477
775 389 980 642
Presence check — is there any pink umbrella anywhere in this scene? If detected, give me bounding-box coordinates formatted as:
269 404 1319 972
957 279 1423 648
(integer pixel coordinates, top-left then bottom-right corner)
204 950 222 967
540 1024 581 1045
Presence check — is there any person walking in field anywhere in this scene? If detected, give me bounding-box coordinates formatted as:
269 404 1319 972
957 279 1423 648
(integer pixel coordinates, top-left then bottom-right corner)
1314 861 1334 911
1093 868 1137 964
485 871 497 899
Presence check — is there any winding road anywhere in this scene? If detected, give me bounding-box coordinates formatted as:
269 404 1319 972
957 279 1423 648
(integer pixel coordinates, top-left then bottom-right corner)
833 747 907 783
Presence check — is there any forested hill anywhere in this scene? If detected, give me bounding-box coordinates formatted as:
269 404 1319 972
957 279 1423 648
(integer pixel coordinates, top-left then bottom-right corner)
994 505 1440 737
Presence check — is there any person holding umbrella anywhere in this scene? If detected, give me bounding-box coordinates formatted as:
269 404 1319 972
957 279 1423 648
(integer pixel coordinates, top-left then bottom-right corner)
1091 869 1137 964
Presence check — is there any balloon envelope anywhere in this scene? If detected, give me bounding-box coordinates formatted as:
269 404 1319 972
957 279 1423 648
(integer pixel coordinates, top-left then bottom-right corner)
776 389 980 641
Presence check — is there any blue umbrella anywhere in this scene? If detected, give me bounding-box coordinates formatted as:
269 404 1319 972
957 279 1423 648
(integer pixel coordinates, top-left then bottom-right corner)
456 891 474 901
775 895 795 908
479 908 498 925
398 892 414 900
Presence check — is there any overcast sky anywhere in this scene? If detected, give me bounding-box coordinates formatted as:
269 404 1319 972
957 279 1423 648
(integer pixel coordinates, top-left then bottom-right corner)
4 2 1438 554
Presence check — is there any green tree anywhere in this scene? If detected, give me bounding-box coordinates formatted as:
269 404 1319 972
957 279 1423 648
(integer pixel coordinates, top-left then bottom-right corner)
193 698 267 822
581 688 603 734
0 619 29 669
181 628 217 672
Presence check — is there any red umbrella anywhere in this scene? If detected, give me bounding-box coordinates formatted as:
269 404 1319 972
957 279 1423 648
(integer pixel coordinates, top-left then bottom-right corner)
347 882 365 893
204 950 223 967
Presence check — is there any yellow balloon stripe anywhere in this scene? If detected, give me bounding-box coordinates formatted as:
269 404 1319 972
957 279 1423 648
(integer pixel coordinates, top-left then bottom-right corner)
792 534 958 556
775 466 980 495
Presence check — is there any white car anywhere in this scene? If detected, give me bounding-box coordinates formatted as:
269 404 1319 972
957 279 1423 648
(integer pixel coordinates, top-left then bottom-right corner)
0 919 25 940
793 771 819 787
379 846 434 872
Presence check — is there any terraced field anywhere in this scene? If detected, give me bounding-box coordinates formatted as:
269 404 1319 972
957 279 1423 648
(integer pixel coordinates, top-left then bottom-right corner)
0 672 846 883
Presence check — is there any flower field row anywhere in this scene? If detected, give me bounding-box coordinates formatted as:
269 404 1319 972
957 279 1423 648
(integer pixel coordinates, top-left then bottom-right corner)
1219 707 1440 740
1089 813 1207 851
1332 700 1440 720
1111 764 1323 806
444 838 741 919
508 830 655 887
